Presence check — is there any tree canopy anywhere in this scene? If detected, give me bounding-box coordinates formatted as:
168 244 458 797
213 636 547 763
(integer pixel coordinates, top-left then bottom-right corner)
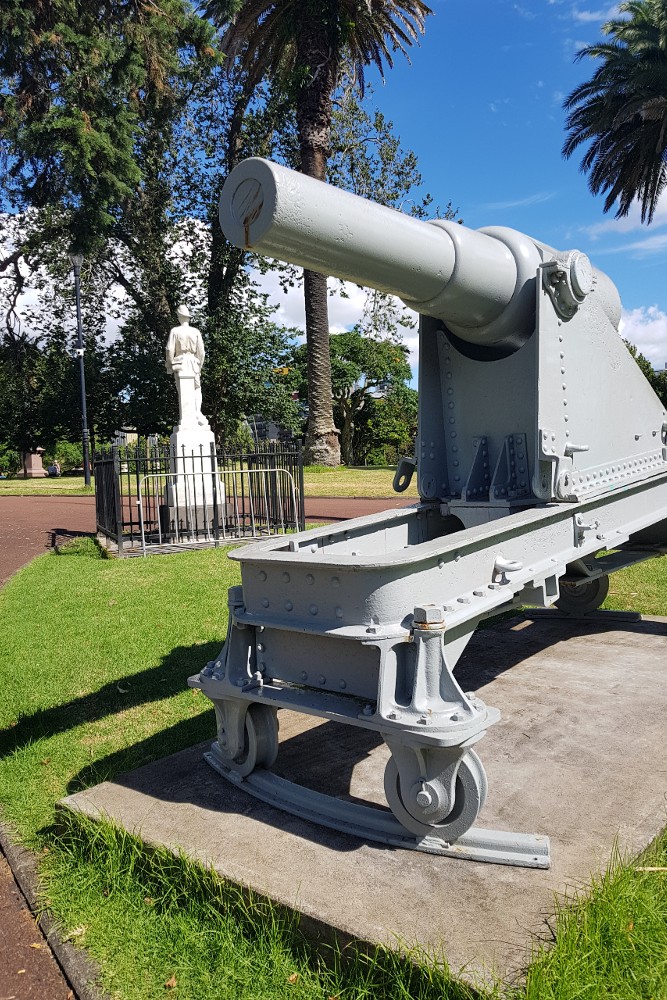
289 327 414 465
0 0 219 247
0 2 438 470
563 0 667 223
205 0 432 465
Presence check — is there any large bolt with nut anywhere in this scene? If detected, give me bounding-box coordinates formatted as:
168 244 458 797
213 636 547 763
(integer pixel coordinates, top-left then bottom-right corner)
413 604 445 625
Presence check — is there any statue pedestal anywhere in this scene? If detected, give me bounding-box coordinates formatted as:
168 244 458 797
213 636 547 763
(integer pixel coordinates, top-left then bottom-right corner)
23 449 48 478
165 428 224 524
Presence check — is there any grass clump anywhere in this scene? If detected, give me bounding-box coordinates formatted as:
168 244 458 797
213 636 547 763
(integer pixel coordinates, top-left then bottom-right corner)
603 552 667 617
302 465 418 499
524 831 667 1000
0 543 237 843
46 813 474 1000
54 535 109 558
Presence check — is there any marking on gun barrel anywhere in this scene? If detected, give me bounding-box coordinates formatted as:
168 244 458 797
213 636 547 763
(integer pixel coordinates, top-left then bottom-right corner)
243 204 263 248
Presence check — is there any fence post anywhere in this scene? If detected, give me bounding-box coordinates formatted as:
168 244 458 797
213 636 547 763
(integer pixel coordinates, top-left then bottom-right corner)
93 449 103 534
112 445 124 556
211 441 221 545
297 441 305 530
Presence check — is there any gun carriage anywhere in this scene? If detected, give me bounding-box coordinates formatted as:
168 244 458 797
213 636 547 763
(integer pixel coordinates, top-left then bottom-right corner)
189 158 667 868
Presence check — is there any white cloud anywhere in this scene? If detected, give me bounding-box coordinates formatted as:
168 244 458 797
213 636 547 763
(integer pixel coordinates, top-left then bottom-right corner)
489 97 511 114
562 35 592 56
593 232 667 256
482 191 555 210
513 3 537 19
583 192 667 239
620 305 667 365
570 5 619 24
253 267 368 333
253 266 420 380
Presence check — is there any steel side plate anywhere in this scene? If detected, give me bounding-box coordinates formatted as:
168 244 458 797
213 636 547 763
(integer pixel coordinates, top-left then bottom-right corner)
204 751 551 869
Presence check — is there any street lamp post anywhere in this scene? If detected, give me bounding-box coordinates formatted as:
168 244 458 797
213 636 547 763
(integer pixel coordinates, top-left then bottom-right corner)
69 253 91 487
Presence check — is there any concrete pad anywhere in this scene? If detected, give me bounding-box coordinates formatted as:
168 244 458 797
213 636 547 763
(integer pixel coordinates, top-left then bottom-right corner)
59 614 667 983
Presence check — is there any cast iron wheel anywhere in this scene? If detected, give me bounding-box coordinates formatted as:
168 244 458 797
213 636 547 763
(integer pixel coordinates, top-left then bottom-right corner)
216 703 279 778
384 749 488 843
555 574 609 614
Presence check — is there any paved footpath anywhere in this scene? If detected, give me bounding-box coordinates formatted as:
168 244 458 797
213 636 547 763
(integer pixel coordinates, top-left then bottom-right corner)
0 489 410 997
0 851 75 999
0 493 411 585
0 495 96 585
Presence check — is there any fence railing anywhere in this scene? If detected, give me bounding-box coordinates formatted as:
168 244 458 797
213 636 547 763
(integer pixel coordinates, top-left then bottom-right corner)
94 440 305 554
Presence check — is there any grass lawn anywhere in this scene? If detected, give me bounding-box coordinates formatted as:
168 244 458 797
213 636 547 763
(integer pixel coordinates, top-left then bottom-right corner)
302 465 419 499
0 475 95 496
0 466 418 499
0 539 665 999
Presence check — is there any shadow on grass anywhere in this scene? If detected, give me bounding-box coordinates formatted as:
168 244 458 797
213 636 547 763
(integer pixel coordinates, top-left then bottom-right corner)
51 530 100 553
66 713 215 794
0 640 223 759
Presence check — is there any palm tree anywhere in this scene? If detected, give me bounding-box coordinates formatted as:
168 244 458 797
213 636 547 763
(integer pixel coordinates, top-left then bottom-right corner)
204 0 431 464
563 0 667 224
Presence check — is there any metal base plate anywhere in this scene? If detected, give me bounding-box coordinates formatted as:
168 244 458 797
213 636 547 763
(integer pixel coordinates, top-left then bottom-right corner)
528 608 642 622
204 751 551 869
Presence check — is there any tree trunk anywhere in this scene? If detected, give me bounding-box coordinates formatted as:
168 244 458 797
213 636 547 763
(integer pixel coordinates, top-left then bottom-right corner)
303 268 339 463
339 396 354 466
296 24 340 466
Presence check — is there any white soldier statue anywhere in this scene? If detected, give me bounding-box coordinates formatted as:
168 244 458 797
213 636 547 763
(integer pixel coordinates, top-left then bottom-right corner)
165 305 209 430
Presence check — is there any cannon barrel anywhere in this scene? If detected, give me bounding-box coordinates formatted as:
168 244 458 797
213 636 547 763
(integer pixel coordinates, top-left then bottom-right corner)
220 157 549 352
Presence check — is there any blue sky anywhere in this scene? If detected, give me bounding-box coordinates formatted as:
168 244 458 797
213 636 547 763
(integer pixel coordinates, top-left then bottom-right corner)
265 0 667 372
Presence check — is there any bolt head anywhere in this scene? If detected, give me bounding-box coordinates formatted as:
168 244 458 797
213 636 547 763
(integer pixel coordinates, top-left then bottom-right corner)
413 604 444 625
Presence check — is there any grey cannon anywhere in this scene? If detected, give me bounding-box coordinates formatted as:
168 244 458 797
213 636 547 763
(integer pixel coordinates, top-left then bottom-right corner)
188 158 667 868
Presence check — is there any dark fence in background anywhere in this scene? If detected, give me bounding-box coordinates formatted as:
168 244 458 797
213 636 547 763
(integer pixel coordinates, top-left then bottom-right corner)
94 439 305 554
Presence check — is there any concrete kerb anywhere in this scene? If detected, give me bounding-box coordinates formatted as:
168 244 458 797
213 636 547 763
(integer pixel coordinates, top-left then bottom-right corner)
57 612 667 987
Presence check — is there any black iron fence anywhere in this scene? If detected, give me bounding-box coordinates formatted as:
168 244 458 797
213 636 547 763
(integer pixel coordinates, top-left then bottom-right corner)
94 440 305 554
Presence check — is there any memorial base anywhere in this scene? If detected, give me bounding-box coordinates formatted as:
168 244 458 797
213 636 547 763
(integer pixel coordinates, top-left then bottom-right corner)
22 450 48 478
160 503 226 539
165 427 223 512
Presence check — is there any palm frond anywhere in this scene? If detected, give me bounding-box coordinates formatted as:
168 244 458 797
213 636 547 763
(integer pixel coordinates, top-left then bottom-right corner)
562 0 667 223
